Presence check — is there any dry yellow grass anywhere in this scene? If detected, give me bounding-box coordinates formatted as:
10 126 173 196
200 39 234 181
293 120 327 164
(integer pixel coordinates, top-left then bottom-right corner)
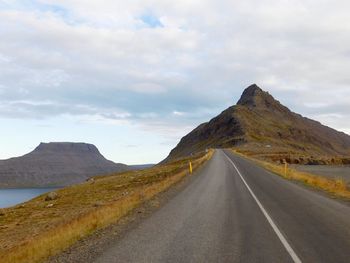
0 150 213 263
232 149 350 199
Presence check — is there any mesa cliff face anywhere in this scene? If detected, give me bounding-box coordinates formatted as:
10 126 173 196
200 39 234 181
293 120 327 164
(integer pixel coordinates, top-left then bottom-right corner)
166 84 350 161
0 142 130 187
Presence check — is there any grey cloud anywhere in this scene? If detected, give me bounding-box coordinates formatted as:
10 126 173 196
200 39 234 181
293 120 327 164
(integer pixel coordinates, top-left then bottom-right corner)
0 0 350 139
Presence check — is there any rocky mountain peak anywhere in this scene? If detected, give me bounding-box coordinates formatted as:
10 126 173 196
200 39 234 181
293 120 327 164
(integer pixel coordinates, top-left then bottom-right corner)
237 84 289 113
34 142 100 154
165 83 350 161
237 84 269 106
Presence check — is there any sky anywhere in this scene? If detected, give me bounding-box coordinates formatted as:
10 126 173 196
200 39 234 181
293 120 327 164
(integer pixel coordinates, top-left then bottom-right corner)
0 0 350 164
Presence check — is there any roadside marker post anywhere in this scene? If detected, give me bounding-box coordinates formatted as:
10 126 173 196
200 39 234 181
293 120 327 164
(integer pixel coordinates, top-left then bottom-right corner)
189 161 193 174
284 159 288 177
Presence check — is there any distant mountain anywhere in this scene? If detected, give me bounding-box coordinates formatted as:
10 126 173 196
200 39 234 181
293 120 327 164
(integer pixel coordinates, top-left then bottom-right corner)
129 164 154 170
166 84 350 162
0 142 130 187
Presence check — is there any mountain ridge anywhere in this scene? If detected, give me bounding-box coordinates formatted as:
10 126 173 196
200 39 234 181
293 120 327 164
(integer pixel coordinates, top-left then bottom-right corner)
166 84 350 163
34 142 101 154
0 142 130 188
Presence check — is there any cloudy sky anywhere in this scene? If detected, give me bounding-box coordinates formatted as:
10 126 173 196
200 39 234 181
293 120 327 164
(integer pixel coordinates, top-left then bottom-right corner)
0 0 350 164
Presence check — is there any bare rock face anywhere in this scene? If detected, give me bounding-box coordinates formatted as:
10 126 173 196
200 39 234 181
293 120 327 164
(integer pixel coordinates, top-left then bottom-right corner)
166 84 350 161
237 84 290 113
237 84 267 106
0 142 130 188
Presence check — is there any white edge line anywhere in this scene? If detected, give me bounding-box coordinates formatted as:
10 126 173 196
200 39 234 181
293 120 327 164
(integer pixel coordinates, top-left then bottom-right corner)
223 151 302 263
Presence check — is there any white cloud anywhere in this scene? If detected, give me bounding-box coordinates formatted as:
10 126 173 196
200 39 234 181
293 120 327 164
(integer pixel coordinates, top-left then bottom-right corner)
0 0 350 152
173 111 185 116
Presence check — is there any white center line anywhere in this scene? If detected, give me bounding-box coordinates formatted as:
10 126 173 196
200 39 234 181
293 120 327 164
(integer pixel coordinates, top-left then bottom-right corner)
223 151 302 263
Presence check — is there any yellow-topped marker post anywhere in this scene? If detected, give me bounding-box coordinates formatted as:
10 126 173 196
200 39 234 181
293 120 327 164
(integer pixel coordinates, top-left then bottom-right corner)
189 161 193 174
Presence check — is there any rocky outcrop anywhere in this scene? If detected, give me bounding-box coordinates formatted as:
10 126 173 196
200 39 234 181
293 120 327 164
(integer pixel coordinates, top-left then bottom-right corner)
0 142 130 187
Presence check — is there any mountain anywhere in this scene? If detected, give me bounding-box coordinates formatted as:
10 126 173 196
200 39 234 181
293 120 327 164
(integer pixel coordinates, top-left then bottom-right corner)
129 164 154 170
166 84 350 163
0 142 130 187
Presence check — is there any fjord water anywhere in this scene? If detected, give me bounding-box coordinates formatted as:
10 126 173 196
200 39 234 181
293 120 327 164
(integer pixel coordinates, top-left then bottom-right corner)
0 188 58 208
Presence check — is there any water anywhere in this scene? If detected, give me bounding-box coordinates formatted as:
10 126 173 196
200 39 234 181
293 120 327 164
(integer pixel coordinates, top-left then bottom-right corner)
0 188 59 208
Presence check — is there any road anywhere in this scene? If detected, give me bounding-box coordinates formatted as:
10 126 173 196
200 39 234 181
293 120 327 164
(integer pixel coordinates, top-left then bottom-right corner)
94 149 350 263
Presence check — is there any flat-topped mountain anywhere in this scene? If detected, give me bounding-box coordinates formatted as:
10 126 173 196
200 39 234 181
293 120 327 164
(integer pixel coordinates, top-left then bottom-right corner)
34 142 102 154
166 84 350 162
0 142 130 187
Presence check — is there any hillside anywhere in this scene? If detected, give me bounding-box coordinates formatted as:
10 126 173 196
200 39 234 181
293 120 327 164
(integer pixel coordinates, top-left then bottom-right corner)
166 84 350 163
0 142 129 187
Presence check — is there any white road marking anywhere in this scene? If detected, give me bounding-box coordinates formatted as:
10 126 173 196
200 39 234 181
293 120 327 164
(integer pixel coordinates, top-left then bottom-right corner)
223 151 302 263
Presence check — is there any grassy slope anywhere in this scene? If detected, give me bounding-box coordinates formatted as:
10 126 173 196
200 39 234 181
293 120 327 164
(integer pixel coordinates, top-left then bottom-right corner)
0 150 213 263
232 149 350 200
234 106 350 164
167 103 350 165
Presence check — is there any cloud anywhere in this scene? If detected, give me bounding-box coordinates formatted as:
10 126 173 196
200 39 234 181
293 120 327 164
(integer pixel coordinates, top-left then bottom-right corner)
0 0 350 144
173 111 185 116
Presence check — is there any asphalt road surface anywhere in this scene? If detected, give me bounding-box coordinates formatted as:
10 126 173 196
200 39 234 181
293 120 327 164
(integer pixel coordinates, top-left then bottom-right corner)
95 149 350 263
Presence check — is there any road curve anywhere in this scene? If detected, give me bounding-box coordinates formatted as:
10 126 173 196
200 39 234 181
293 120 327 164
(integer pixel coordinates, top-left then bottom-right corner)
94 149 350 263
